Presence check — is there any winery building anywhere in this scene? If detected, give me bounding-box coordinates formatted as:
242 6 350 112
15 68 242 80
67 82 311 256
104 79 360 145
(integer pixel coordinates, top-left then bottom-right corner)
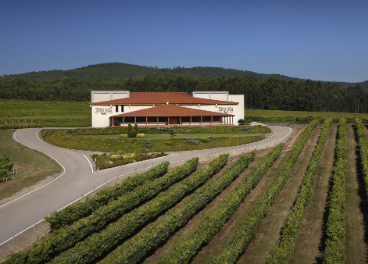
90 91 244 128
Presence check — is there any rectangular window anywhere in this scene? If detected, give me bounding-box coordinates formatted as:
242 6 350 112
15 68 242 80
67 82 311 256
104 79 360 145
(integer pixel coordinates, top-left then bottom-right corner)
115 105 119 112
121 105 124 112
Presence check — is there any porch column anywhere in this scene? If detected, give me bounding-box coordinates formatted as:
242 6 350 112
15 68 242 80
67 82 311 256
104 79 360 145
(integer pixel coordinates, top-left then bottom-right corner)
168 117 170 125
123 117 125 125
211 116 213 124
221 116 223 124
111 117 114 126
180 117 182 125
201 116 202 125
232 116 233 124
134 117 136 124
146 117 147 125
190 116 192 125
157 117 158 125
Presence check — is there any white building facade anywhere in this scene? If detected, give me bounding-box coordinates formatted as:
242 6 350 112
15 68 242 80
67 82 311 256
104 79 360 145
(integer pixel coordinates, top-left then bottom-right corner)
90 91 244 128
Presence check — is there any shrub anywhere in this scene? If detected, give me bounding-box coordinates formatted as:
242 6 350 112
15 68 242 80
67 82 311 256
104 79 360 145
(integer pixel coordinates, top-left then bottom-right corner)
134 123 139 133
185 138 200 145
240 127 250 131
199 137 211 143
127 123 132 137
140 141 156 149
121 134 128 138
136 133 145 138
130 129 137 138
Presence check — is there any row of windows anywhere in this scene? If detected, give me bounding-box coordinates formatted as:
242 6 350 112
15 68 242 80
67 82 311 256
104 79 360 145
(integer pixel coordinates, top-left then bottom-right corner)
115 105 124 113
118 116 222 123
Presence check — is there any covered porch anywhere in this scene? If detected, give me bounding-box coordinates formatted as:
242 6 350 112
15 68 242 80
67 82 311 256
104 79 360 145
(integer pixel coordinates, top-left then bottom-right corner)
110 105 234 127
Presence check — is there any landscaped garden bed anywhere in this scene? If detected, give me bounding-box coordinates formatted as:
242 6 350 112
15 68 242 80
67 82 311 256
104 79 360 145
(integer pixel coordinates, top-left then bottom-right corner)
41 129 266 153
92 152 167 170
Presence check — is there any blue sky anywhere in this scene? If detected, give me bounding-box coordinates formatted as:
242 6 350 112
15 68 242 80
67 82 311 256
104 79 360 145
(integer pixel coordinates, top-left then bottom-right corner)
1 0 367 82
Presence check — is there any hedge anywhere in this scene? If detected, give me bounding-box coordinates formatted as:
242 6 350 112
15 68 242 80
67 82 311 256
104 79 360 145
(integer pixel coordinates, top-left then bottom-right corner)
159 144 283 263
266 118 332 263
45 161 169 230
323 118 346 263
212 119 319 264
51 154 229 264
4 158 198 264
98 151 257 264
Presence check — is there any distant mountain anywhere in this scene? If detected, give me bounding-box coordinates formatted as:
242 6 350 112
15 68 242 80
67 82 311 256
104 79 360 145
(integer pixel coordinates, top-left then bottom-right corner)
1 62 367 91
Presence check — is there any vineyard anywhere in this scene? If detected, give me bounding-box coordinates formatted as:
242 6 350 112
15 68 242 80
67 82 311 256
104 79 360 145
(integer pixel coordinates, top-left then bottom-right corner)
4 119 368 264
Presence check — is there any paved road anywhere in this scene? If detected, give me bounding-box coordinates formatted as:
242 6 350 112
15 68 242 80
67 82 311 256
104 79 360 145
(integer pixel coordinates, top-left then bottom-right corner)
0 126 292 245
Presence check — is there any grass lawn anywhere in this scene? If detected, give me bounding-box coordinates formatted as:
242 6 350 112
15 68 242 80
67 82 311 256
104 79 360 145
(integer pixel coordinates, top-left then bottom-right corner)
73 133 262 140
0 130 62 201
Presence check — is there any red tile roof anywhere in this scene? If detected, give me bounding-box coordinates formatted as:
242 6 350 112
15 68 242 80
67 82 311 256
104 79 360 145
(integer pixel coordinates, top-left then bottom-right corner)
90 92 238 106
111 105 234 117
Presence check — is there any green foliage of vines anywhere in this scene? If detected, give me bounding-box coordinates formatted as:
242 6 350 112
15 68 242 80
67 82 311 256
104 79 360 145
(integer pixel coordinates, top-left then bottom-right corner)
99 151 256 264
45 161 169 230
160 144 283 264
266 118 332 263
51 155 229 264
212 119 319 264
0 156 13 179
323 118 346 263
5 159 198 264
355 118 368 199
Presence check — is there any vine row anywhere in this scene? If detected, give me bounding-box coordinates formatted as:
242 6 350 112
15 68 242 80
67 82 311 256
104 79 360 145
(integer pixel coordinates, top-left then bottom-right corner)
212 119 319 264
159 144 283 263
323 118 346 263
266 118 332 263
98 151 257 264
51 154 229 263
5 159 198 264
45 161 169 230
355 118 368 199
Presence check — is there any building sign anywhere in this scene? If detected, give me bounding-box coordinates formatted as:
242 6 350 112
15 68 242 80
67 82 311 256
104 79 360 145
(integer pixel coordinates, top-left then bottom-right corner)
95 107 112 115
218 107 233 113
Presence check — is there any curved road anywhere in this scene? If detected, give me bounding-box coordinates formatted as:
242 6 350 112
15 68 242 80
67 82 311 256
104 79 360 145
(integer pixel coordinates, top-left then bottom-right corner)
0 126 292 246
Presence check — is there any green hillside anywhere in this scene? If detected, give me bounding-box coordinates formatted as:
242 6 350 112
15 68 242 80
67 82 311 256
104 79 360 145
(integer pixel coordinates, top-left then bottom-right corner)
1 62 366 91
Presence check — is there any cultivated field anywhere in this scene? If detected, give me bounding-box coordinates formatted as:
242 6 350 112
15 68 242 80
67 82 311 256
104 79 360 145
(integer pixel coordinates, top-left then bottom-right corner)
2 99 368 128
3 118 367 263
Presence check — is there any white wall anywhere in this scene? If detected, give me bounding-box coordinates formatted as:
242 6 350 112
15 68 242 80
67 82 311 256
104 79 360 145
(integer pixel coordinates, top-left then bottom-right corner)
228 94 244 125
91 105 154 127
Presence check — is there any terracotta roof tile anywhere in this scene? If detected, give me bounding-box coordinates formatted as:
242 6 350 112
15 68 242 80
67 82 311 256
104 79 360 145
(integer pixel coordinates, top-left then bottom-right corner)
111 105 234 117
90 92 238 106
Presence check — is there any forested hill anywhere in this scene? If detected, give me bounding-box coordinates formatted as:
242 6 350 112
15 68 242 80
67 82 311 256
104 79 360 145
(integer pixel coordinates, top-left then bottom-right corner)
1 62 367 91
1 74 368 114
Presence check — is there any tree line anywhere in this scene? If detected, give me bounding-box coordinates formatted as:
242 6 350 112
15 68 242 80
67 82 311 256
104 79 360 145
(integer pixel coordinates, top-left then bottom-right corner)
0 74 367 113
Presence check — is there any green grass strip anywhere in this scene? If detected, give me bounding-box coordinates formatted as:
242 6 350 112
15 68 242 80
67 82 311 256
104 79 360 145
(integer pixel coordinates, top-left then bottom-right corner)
266 118 332 263
159 144 283 264
45 161 169 230
355 118 368 199
98 151 257 264
212 119 319 264
4 159 198 264
323 118 346 263
50 154 229 264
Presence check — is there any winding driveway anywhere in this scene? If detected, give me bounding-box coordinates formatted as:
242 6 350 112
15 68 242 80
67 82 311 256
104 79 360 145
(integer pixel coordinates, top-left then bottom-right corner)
0 126 292 247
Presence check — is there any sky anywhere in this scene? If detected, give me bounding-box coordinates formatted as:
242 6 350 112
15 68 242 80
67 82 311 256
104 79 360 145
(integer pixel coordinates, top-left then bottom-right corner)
1 0 367 82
